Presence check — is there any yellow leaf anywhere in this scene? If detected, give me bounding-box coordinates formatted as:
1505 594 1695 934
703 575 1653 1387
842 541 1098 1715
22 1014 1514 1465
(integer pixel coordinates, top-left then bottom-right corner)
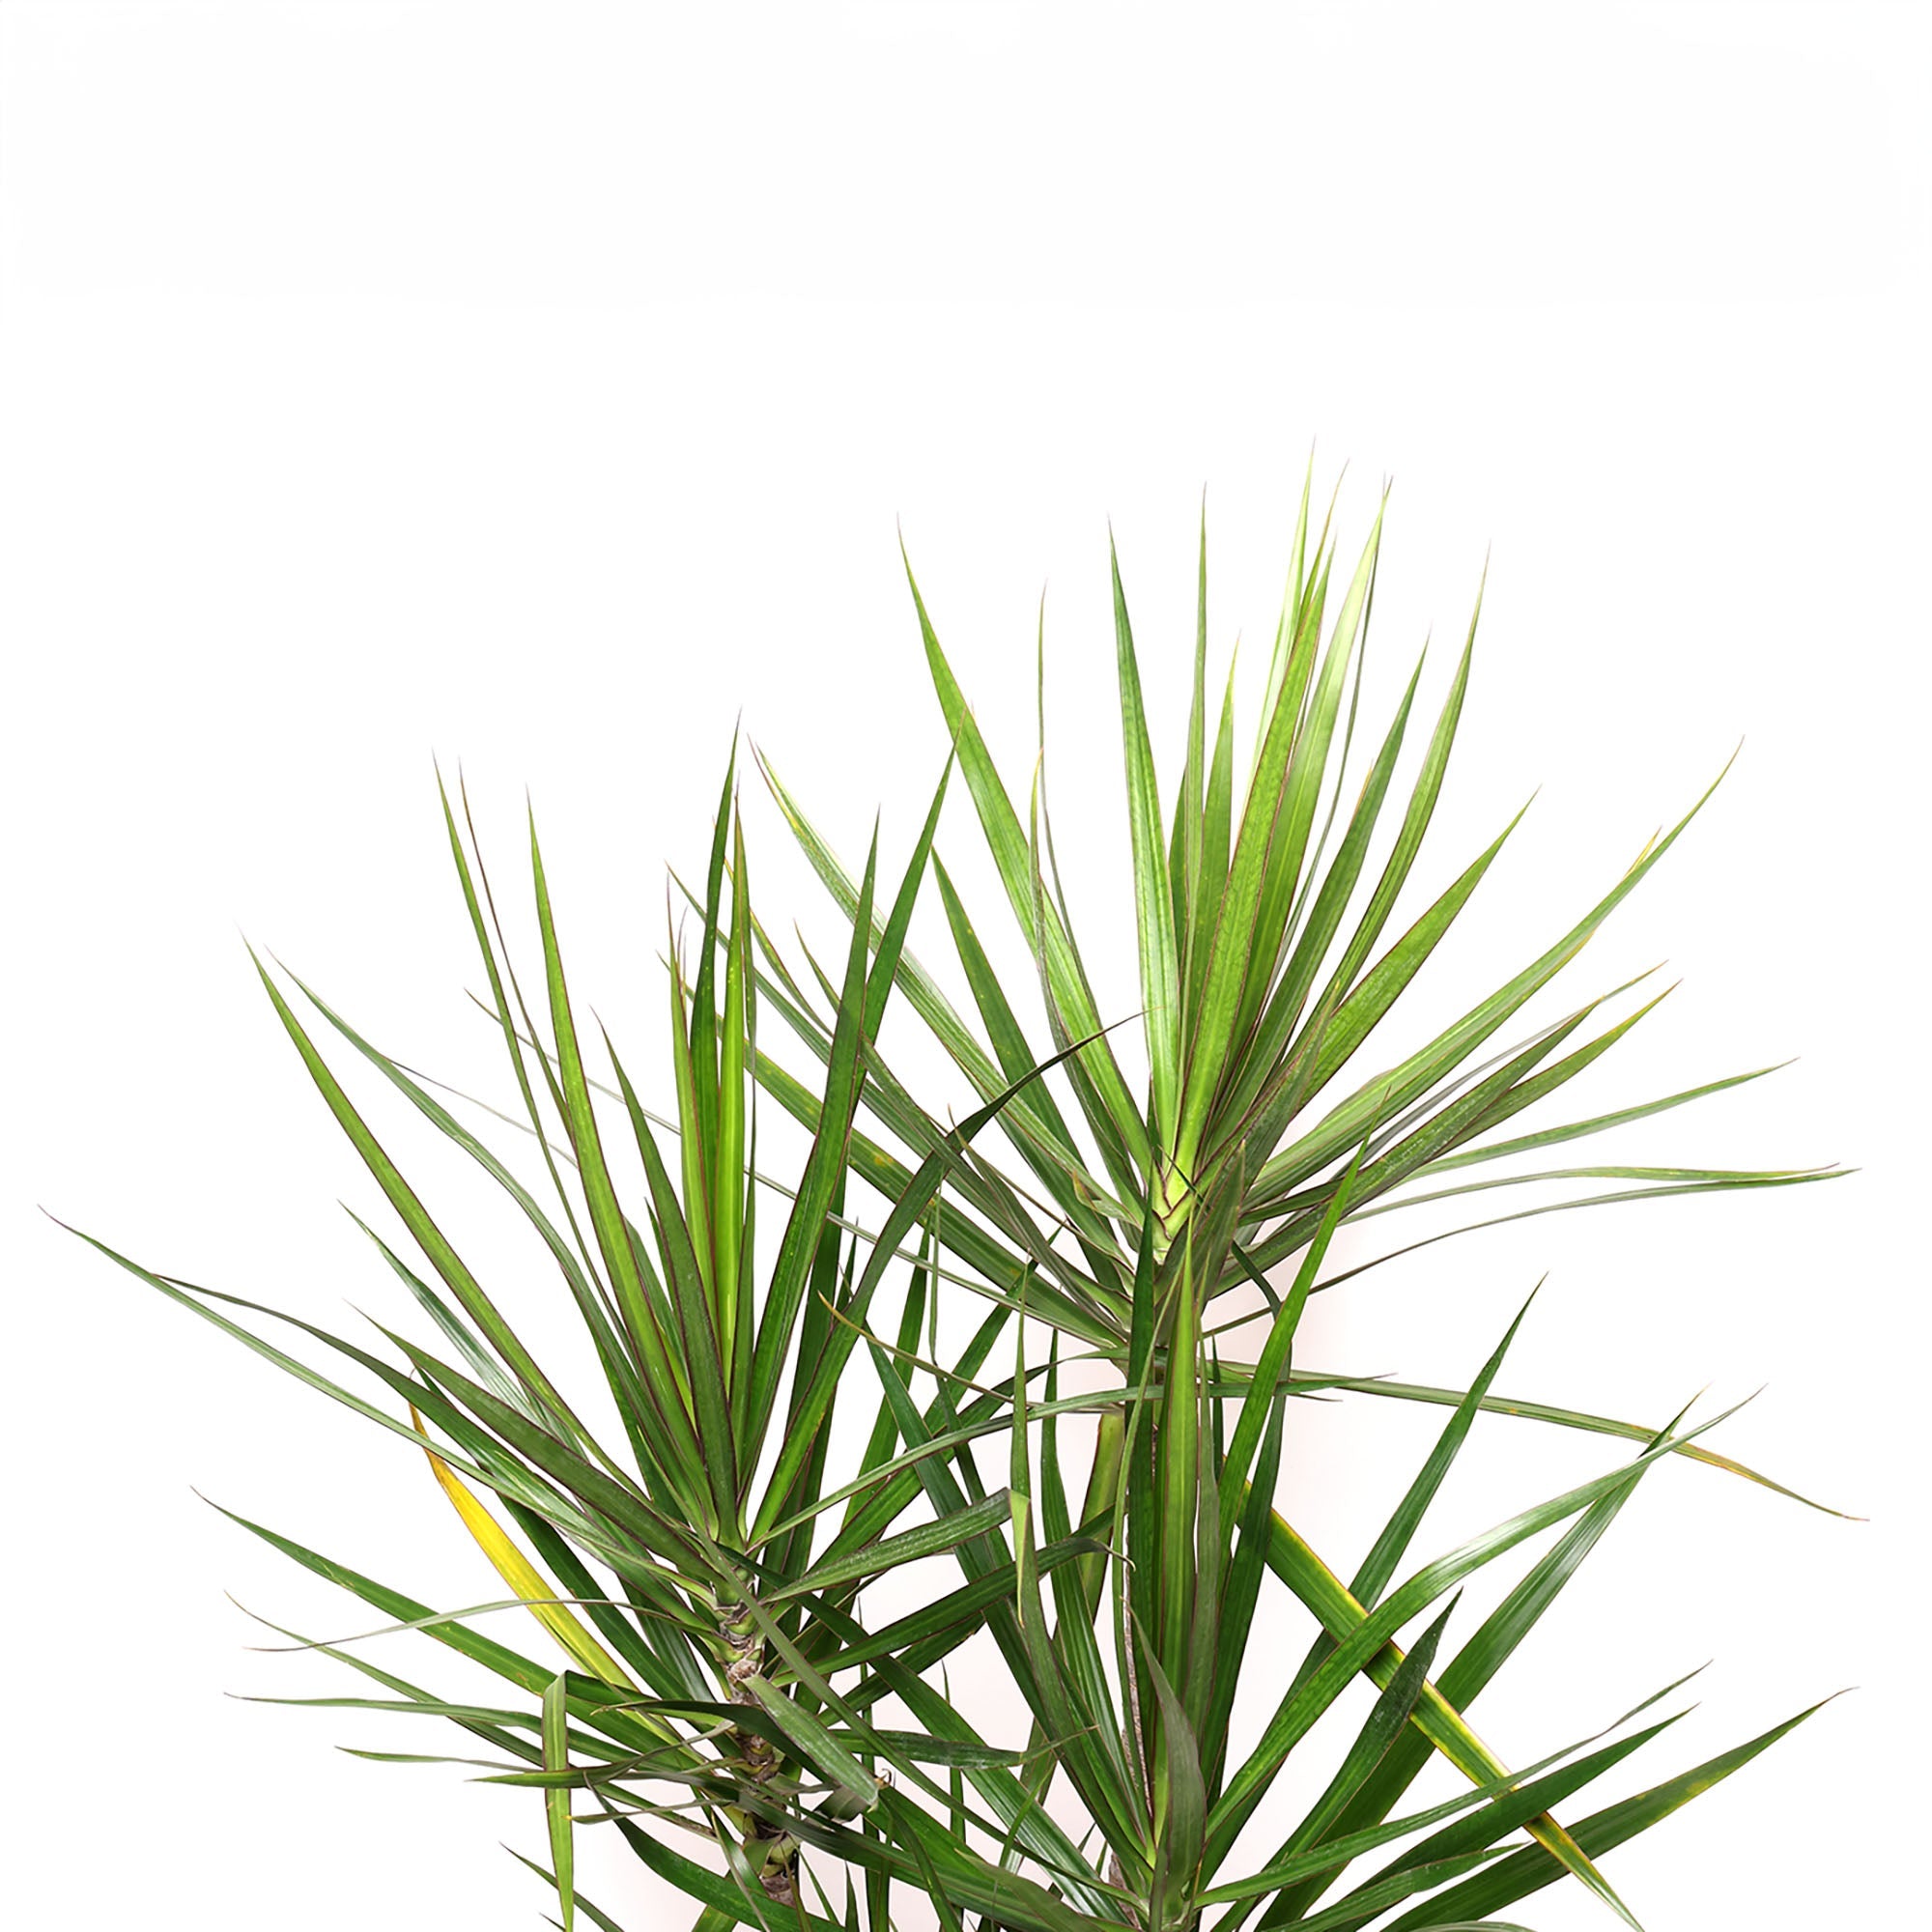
409 1407 636 1690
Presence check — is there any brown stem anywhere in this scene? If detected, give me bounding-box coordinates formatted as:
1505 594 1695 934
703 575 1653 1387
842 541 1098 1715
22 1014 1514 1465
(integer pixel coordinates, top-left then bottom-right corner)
718 1600 799 1907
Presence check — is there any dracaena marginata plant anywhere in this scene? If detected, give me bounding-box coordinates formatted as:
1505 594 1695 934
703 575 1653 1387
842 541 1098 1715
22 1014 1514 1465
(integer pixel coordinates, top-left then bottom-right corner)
73 475 1843 1932
75 773 1113 1929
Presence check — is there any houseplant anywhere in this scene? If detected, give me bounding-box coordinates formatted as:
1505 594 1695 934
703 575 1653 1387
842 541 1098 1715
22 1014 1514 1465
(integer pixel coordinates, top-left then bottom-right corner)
73 481 1842 1930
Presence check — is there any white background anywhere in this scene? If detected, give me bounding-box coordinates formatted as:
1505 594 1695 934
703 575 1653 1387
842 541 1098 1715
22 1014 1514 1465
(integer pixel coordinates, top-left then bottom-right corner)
4 4 1926 1928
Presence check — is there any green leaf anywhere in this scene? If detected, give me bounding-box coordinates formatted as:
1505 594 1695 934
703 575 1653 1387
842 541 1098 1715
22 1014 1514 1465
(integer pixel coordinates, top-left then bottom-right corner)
603 1035 739 1525
771 1490 1014 1602
1140 1631 1207 1924
1424 1061 1792 1175
527 820 713 1518
245 952 582 1435
1288 1369 1850 1517
1280 1598 1457 1863
1365 1294 1534 1607
1382 1699 1838 1929
1111 537 1181 1151
1227 1416 1748 1919
742 1675 880 1814
900 545 1151 1177
747 834 880 1463
1264 752 1744 1197
543 1673 576 1932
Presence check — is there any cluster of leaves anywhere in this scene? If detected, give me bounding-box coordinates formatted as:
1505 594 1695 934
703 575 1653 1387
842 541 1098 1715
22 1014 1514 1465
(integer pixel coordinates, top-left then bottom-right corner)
78 483 1844 1932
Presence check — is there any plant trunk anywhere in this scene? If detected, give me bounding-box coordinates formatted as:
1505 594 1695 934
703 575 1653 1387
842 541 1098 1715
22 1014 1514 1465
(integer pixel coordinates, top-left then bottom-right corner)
718 1600 799 1906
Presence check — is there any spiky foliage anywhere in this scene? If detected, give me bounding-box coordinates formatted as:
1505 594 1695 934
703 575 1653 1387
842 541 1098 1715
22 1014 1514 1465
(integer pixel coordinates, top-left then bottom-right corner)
742 478 1846 1930
73 763 1123 1931
74 483 1843 1932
